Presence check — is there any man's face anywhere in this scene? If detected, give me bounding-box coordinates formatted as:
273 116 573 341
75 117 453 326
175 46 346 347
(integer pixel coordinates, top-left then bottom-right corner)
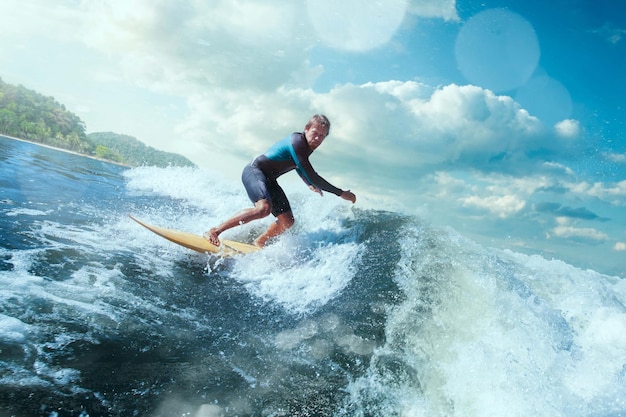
304 123 329 150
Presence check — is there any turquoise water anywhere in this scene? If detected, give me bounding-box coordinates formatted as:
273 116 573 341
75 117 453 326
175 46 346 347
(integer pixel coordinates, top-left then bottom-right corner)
1 135 625 416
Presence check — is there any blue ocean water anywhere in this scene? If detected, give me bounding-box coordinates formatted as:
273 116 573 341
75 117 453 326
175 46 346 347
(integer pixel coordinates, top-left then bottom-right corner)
1 134 625 417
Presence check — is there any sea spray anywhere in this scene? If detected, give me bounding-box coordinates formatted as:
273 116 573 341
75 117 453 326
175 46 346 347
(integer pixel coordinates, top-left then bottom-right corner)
340 222 626 417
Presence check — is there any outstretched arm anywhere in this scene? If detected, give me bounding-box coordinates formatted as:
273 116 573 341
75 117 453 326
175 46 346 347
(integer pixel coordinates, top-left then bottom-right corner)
340 190 356 203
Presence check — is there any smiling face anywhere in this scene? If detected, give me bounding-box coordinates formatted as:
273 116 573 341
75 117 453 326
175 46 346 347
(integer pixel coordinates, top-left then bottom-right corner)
304 123 329 150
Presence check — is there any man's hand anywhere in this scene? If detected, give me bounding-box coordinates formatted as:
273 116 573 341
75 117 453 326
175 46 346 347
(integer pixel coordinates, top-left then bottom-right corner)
310 185 323 196
341 190 356 204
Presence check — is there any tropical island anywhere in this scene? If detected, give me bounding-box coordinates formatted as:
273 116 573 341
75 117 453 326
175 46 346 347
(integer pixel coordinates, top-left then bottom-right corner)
0 77 195 168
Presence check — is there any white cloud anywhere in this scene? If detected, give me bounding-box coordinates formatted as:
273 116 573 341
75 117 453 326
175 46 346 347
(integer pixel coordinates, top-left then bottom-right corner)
335 83 543 168
430 172 469 198
547 217 609 242
427 171 554 219
461 194 526 218
593 23 626 45
408 84 543 162
554 119 580 138
408 0 459 21
605 152 626 163
80 1 315 92
568 180 626 206
614 242 626 251
543 161 575 176
176 87 319 161
0 1 318 94
550 225 609 242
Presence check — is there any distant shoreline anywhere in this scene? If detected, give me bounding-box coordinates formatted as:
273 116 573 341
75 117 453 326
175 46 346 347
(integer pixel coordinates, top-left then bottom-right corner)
0 133 131 167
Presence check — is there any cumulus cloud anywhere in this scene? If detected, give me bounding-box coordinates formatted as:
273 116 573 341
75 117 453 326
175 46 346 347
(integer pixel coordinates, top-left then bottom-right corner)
550 226 609 242
593 23 626 45
461 194 526 218
426 171 554 219
342 82 547 171
569 180 626 206
605 152 626 163
548 218 609 242
77 1 317 92
614 242 626 251
1 1 322 94
542 161 575 176
408 0 459 21
407 84 542 164
554 119 580 138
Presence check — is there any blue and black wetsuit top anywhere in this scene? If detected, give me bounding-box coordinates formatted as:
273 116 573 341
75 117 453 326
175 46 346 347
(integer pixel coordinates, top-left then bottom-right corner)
251 132 344 196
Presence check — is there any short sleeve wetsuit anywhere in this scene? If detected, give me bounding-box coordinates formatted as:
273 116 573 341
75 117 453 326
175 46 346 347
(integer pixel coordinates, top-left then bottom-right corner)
241 132 344 216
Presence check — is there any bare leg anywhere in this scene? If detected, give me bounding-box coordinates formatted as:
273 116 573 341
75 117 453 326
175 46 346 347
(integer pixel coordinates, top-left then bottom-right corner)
254 211 295 247
204 199 271 246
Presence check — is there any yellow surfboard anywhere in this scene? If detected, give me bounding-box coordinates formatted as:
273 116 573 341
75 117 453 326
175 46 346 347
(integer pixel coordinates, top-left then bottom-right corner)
129 215 260 256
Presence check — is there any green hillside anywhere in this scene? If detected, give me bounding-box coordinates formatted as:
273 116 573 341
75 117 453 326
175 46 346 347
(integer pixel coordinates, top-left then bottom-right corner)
0 77 195 167
87 132 195 168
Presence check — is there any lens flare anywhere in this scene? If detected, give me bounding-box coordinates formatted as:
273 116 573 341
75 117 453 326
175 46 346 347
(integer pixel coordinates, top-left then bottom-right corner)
515 74 573 126
455 8 540 92
307 0 408 51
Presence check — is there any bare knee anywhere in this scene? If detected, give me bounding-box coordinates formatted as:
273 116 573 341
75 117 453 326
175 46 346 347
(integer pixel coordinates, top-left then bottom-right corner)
278 213 295 229
253 200 272 218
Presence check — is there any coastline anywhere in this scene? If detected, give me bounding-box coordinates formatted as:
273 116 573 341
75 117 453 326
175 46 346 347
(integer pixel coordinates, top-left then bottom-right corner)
0 133 131 167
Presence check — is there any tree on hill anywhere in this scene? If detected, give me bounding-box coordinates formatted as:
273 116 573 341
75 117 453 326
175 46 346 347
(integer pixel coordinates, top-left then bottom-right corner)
0 77 91 153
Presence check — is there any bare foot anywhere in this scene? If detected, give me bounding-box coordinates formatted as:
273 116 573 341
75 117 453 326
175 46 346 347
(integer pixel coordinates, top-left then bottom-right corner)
203 228 221 246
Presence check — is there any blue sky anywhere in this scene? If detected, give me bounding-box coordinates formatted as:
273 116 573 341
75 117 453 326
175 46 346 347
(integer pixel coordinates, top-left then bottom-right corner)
1 0 625 277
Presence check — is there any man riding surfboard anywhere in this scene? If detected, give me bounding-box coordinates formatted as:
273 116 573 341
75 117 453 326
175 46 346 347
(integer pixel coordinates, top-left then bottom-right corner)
204 114 356 248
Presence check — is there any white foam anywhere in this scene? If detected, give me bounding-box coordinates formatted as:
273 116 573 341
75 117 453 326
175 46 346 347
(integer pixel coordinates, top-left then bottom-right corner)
234 237 362 314
343 224 626 417
124 166 243 215
4 207 51 217
0 314 31 343
566 307 626 400
194 404 224 417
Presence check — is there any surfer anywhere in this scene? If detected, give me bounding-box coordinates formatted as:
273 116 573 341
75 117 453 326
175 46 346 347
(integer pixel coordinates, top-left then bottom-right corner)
204 114 356 248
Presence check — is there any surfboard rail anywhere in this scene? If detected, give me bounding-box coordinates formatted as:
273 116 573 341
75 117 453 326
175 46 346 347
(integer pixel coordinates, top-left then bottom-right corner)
129 215 260 256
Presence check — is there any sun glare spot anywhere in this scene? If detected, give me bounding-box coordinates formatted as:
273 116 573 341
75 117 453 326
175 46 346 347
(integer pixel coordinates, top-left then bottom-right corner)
516 75 573 125
455 8 540 92
306 0 408 51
